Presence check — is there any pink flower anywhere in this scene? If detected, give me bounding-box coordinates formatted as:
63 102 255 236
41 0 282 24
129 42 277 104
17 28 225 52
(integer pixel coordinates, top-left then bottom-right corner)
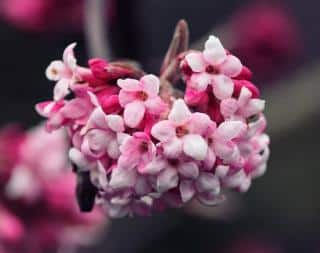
206 121 247 167
118 74 168 128
152 99 211 160
220 86 265 121
183 36 242 100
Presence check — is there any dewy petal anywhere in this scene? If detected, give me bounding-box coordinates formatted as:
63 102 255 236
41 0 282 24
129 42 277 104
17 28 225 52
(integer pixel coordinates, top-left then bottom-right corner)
106 114 125 132
185 52 206 72
163 137 183 158
46 60 65 81
156 167 178 193
178 162 199 179
239 99 265 118
144 97 168 115
203 35 227 65
123 101 146 128
151 120 176 142
117 78 141 91
140 74 160 96
168 99 191 125
53 78 70 101
183 134 208 160
195 172 220 194
109 167 137 189
220 55 242 77
190 73 212 91
62 43 77 70
215 121 247 141
180 180 195 203
212 75 234 100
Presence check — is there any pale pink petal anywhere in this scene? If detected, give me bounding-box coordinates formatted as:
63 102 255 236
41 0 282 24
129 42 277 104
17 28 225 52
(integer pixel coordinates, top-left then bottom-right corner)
223 170 246 189
178 162 199 179
156 168 178 193
139 156 167 175
123 101 146 128
144 96 168 115
118 90 138 107
239 176 251 192
251 163 267 179
109 167 137 189
180 180 195 203
135 176 152 195
213 140 234 160
188 112 213 135
203 148 216 169
238 87 252 108
105 203 129 218
45 60 65 81
117 78 141 91
185 52 206 72
189 73 211 91
151 120 176 142
183 134 208 160
212 75 234 100
220 98 238 118
239 99 265 118
220 55 242 77
196 172 220 194
53 78 70 101
107 139 121 159
90 161 108 189
203 35 227 65
140 74 160 96
168 99 191 125
60 98 90 119
83 107 108 133
62 42 77 70
86 129 111 152
162 137 183 158
215 165 229 178
106 114 125 132
215 121 247 141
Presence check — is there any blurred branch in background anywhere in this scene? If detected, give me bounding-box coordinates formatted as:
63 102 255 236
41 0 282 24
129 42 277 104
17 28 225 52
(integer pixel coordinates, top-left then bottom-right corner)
84 0 111 59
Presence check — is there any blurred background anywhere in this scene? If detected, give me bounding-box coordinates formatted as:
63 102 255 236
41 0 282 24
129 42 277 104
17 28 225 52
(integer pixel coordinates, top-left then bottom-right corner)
0 0 319 252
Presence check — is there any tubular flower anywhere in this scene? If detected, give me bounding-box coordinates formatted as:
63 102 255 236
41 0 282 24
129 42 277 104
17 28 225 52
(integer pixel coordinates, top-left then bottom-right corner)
35 23 270 217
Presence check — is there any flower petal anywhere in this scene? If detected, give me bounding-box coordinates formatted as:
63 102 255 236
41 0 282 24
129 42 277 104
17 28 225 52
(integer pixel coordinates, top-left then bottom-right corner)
203 35 227 65
183 134 208 160
212 75 234 100
117 78 141 91
220 55 242 77
140 74 160 96
140 156 167 175
118 90 138 107
62 43 77 70
144 97 168 115
220 98 238 118
185 52 206 72
151 120 176 142
46 60 65 81
157 168 178 193
188 112 213 135
53 78 70 101
178 162 199 179
180 180 195 203
239 99 265 118
106 114 125 132
123 101 146 128
168 99 191 125
215 121 247 140
163 137 183 158
196 173 220 194
109 167 137 189
189 73 212 91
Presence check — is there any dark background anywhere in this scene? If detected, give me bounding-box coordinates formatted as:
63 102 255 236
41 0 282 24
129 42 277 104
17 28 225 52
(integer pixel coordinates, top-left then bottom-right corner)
0 0 319 252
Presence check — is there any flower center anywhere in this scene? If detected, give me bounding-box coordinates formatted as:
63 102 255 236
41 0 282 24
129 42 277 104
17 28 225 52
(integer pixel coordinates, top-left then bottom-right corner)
139 141 149 152
51 68 58 76
176 126 189 138
136 91 148 101
206 65 220 74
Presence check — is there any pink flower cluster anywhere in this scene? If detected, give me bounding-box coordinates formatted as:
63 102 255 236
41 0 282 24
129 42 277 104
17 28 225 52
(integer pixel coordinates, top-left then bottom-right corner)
36 33 270 217
0 125 104 253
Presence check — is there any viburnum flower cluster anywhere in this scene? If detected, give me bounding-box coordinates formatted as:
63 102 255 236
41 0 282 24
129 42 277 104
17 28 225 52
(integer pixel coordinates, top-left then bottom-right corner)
35 20 270 217
0 125 104 253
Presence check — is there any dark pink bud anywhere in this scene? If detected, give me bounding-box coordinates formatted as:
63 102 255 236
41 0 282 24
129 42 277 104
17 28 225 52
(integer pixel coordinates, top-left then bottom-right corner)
89 58 109 80
234 66 253 81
